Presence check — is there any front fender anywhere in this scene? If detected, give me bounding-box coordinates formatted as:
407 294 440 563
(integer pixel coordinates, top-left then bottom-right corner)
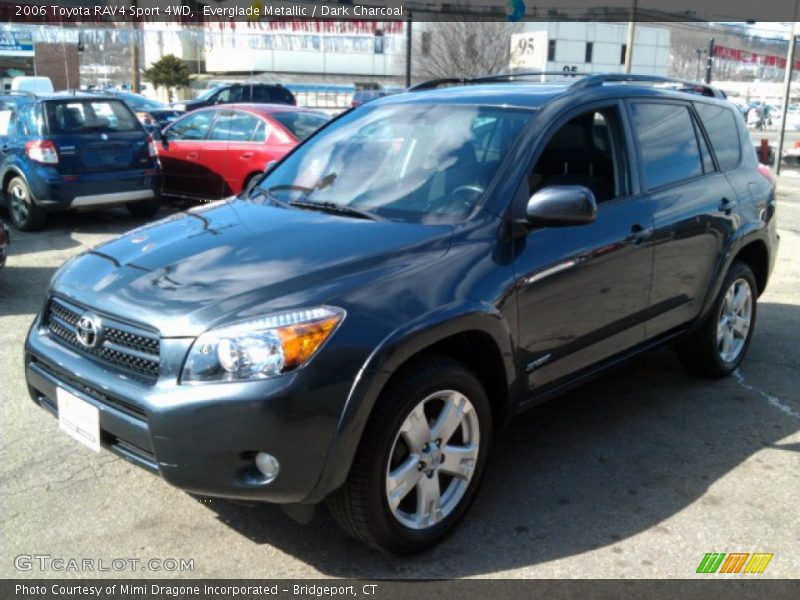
304 301 518 503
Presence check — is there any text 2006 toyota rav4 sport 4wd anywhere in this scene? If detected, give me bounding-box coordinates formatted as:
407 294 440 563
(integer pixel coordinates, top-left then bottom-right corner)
26 73 778 553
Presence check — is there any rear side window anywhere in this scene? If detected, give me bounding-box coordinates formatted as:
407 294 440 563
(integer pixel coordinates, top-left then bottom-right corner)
270 111 329 141
209 111 263 142
695 103 742 171
630 102 703 190
44 100 140 134
268 87 294 104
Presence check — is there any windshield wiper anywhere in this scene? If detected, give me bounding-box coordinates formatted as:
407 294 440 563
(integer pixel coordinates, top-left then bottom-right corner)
288 199 382 221
246 187 289 208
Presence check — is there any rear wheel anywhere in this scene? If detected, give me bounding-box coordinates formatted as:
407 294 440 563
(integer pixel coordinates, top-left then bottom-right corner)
678 261 757 378
7 176 46 231
327 356 492 554
126 198 160 219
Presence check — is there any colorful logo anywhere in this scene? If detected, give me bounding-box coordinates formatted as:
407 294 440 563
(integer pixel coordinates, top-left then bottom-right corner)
506 0 525 22
696 552 773 574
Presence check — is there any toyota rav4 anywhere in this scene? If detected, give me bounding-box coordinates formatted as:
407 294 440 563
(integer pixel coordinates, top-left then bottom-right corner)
25 73 778 554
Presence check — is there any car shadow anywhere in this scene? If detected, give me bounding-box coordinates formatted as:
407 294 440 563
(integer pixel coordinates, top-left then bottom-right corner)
195 301 799 577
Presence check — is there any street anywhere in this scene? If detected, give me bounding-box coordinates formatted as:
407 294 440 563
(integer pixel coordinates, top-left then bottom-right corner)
1 183 798 579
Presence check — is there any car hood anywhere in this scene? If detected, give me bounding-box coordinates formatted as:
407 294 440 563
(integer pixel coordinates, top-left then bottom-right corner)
51 200 452 337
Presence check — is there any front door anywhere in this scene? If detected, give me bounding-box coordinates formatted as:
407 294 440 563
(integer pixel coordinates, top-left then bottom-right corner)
513 104 654 392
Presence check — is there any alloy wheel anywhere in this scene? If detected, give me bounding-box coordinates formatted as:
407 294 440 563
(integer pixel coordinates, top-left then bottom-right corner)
717 278 753 363
385 389 480 530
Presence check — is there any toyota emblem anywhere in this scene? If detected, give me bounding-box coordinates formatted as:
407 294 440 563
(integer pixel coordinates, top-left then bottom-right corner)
76 313 102 349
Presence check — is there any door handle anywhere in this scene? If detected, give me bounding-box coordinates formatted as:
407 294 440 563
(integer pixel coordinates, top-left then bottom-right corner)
240 152 253 160
719 197 737 212
625 224 653 245
186 152 199 159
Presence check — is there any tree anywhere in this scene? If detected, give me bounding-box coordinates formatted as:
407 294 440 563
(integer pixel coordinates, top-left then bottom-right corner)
142 54 190 102
410 20 522 80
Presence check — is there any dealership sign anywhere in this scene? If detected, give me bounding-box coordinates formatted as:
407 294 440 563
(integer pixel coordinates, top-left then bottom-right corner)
0 31 35 56
510 31 548 74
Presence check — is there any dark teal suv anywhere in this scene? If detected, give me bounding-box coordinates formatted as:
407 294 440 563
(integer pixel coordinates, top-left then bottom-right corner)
25 74 778 553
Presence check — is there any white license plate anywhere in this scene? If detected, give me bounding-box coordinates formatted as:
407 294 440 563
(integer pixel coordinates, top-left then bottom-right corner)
57 388 100 452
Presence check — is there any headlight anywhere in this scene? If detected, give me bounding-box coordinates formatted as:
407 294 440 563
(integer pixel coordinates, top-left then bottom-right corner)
181 307 345 383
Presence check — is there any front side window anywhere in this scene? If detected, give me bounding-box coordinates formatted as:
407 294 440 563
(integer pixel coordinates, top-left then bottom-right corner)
44 100 139 134
630 102 703 190
257 104 533 224
695 103 742 171
529 108 626 203
167 111 215 140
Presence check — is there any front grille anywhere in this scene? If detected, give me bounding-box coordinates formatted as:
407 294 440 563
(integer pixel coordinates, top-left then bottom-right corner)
47 297 161 383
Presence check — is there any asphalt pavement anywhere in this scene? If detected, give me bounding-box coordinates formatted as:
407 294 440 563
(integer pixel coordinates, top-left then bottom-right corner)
0 184 798 579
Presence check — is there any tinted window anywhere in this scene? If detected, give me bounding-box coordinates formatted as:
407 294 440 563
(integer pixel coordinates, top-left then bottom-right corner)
44 100 140 134
168 111 214 140
208 111 263 142
268 87 294 105
630 103 703 189
695 103 742 171
270 111 329 141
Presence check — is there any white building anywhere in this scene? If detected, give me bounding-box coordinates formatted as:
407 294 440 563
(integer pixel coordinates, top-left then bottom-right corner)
511 23 670 76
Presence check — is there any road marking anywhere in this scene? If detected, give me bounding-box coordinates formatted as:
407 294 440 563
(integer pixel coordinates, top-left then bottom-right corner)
734 368 800 420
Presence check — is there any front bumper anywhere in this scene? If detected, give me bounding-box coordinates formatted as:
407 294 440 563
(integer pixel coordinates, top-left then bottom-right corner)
24 310 353 504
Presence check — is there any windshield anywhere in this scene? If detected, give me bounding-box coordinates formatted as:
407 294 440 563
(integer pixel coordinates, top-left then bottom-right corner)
256 104 532 224
44 100 140 134
196 86 222 101
271 111 330 141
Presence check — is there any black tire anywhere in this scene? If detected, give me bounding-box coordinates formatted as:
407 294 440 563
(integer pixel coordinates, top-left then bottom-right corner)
6 176 46 231
678 261 758 378
126 198 160 219
327 356 492 554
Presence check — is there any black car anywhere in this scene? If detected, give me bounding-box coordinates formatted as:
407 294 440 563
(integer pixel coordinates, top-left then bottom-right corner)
90 90 183 132
175 83 296 112
25 73 778 553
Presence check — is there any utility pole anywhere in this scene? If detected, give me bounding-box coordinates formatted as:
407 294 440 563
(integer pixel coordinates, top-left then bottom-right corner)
624 0 637 74
405 13 412 88
131 0 140 92
705 38 715 84
775 18 799 176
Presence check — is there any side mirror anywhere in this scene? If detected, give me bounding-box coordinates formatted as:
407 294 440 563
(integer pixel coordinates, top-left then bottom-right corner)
265 160 278 173
524 186 597 227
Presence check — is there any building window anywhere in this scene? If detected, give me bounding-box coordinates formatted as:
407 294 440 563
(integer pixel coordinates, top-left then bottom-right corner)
421 32 431 56
548 39 556 62
585 42 593 64
620 44 627 65
374 30 384 54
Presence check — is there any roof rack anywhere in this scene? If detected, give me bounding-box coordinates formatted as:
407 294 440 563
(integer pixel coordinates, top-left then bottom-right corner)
409 71 726 99
572 73 726 99
409 71 586 91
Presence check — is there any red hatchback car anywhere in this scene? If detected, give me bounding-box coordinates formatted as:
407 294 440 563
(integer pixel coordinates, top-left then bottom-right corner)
157 104 329 200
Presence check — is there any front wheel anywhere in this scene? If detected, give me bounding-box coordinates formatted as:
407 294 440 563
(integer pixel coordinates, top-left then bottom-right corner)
678 261 758 378
327 356 492 554
126 198 160 219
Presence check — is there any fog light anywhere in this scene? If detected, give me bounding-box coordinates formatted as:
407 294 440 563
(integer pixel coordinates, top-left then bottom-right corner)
255 452 280 483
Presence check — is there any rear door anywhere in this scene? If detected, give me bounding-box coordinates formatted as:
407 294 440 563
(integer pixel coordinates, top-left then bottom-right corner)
201 110 268 197
627 100 739 338
42 99 149 176
158 109 216 197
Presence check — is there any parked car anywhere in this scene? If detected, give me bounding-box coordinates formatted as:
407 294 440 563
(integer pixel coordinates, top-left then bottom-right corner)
24 74 777 553
0 218 8 268
173 83 296 112
351 89 396 107
157 104 329 200
89 90 182 132
11 76 54 95
0 93 162 230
